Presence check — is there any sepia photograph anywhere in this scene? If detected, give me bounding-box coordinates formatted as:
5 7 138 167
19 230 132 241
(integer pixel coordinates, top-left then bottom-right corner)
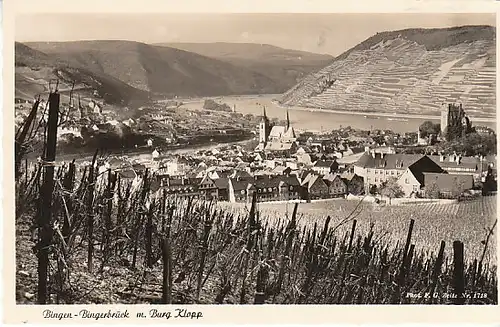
11 9 498 309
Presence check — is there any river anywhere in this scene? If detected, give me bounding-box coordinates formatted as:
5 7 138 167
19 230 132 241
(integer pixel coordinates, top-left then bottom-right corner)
170 94 496 134
54 138 254 163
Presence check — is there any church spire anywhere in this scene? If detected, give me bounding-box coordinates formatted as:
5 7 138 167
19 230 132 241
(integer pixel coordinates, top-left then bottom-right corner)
286 110 290 130
263 105 267 119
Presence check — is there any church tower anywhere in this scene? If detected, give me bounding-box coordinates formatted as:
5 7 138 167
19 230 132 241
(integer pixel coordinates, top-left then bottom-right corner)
286 109 290 130
259 106 271 145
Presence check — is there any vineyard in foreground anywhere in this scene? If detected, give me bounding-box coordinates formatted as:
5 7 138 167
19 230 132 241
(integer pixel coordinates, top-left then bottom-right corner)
219 196 498 262
15 158 498 305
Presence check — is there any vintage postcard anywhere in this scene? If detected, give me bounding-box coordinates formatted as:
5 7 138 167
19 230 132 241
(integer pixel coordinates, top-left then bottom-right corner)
3 0 500 324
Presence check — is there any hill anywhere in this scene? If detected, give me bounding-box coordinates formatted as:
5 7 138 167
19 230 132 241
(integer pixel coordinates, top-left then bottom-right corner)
22 40 284 98
156 42 334 92
15 42 150 107
279 25 496 118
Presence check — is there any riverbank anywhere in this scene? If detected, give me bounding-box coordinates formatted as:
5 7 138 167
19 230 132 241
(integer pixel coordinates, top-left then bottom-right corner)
272 100 496 123
49 137 255 163
171 94 496 133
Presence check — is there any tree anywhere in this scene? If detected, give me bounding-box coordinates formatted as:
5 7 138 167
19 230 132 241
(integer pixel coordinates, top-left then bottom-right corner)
426 182 441 199
450 177 466 199
482 166 497 195
380 178 404 204
348 176 365 196
419 121 440 138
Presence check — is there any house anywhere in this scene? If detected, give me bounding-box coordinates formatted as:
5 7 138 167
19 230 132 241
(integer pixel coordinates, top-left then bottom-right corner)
152 149 161 160
161 177 200 199
397 156 447 197
301 174 329 200
323 173 348 197
285 161 298 170
423 173 474 199
296 152 312 165
253 175 301 202
354 151 424 192
230 169 252 179
228 177 255 203
198 175 219 200
214 178 230 201
340 172 364 195
272 166 291 176
312 159 339 175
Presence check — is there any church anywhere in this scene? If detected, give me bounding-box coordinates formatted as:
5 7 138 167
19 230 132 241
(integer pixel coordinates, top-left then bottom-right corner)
255 107 298 156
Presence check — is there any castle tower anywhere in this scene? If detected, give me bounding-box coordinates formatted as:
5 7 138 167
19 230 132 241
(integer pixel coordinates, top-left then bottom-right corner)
440 103 449 135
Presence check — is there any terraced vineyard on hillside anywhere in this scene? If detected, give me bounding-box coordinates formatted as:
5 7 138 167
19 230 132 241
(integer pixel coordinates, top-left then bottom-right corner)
281 33 495 118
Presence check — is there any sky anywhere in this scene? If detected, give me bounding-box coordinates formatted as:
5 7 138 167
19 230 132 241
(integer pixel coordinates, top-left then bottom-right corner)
16 13 496 56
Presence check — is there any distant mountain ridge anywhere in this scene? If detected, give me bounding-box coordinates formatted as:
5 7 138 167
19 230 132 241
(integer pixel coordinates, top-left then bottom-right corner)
16 40 332 106
159 42 333 93
280 25 496 118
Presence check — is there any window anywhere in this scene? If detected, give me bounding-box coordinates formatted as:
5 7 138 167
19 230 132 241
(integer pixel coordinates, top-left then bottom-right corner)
367 169 371 173
375 170 378 174
391 171 394 175
413 185 419 192
405 178 409 184
375 178 378 183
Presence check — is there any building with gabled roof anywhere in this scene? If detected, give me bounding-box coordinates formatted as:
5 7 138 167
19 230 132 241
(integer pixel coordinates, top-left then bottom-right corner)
323 173 347 198
354 151 424 192
252 174 301 202
312 159 339 175
228 177 256 203
397 156 447 197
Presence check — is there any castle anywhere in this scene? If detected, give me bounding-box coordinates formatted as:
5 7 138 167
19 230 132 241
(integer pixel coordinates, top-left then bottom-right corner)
255 107 297 155
440 103 472 141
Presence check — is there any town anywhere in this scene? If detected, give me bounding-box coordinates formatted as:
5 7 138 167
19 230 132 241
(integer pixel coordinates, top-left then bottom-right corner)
48 100 497 205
